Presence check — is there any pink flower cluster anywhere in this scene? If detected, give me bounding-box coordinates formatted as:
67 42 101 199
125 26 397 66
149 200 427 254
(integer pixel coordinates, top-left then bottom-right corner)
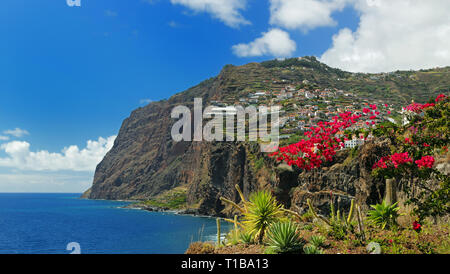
372 152 413 169
404 102 435 113
415 156 435 169
270 111 364 170
436 94 447 102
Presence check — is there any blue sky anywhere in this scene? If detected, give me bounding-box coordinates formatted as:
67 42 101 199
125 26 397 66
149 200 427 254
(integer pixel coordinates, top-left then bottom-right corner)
0 0 449 192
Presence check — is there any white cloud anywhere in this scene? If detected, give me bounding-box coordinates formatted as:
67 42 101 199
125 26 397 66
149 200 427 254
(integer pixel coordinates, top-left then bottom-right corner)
320 0 450 72
269 0 347 31
0 136 9 141
170 0 250 28
0 136 116 172
3 128 29 138
0 173 92 193
232 28 297 58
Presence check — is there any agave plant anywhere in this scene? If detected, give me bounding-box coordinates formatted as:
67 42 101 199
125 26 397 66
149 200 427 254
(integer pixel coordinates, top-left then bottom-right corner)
238 230 254 245
242 190 284 243
265 221 305 254
303 244 324 254
220 185 300 244
309 235 326 248
367 200 401 229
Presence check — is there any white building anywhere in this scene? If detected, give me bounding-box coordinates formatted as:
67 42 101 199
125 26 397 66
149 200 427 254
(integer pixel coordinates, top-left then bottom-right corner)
345 139 364 149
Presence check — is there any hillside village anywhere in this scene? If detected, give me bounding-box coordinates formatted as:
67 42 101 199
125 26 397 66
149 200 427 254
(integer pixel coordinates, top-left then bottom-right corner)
207 79 397 149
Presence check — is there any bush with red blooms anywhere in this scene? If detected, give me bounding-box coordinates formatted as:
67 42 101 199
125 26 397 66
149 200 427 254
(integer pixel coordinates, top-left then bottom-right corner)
269 102 390 170
412 221 422 233
269 111 364 170
372 94 449 220
415 156 435 169
270 93 449 221
372 152 413 169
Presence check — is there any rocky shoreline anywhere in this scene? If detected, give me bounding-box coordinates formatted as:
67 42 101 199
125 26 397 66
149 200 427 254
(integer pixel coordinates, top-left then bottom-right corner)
122 202 214 218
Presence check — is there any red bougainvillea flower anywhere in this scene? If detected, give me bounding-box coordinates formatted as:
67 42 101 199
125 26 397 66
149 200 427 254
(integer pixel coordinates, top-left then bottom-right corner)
387 110 391 114
412 221 422 232
405 102 436 113
422 103 435 109
415 155 435 169
405 103 425 113
436 94 447 102
391 152 413 168
373 152 413 169
388 239 393 244
270 110 367 170
423 143 430 147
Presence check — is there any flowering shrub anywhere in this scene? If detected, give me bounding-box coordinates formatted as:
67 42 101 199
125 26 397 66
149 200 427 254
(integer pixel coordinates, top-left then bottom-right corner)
372 152 413 169
415 156 435 169
371 94 449 220
404 102 435 113
435 94 447 102
269 112 364 170
270 93 449 221
412 221 422 233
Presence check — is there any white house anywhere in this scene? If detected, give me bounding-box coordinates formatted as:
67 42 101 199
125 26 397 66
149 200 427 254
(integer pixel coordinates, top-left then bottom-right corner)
345 139 364 149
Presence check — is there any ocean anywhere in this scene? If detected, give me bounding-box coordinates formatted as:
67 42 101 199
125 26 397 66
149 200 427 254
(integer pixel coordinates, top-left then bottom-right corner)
0 193 230 254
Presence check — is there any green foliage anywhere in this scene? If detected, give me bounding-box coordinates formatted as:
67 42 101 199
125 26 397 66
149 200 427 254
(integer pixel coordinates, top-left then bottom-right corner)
309 235 326 248
408 174 450 221
265 221 305 254
303 244 324 254
300 210 315 223
238 230 255 245
225 229 241 246
253 158 265 171
243 191 284 243
367 200 401 229
225 228 257 246
142 189 187 209
371 95 450 220
329 220 349 240
260 56 348 78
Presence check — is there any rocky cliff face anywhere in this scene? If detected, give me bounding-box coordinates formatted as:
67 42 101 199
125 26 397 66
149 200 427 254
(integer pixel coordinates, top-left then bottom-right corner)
284 139 391 215
82 64 273 215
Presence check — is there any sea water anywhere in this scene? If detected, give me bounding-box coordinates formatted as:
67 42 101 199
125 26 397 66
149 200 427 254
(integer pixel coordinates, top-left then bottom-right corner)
0 193 230 254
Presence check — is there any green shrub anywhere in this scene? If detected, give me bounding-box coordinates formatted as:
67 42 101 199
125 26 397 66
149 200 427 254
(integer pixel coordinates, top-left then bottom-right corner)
243 190 284 243
254 158 265 171
367 200 401 229
225 229 241 246
265 221 305 254
263 246 278 254
239 231 254 245
303 244 324 254
309 235 326 248
328 220 349 240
